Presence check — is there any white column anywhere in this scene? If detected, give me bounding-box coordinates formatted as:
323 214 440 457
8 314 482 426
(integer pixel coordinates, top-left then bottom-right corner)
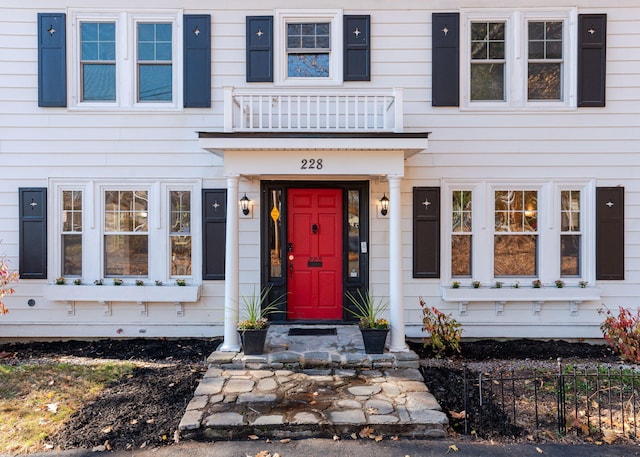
219 175 241 351
388 175 408 351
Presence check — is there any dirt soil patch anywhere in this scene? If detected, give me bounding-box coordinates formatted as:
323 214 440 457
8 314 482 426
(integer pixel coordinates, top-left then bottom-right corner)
0 338 628 452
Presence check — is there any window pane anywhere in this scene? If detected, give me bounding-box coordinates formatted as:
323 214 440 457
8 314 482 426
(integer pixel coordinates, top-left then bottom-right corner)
170 191 191 233
494 235 537 276
83 64 116 101
561 190 581 231
471 64 504 101
105 235 149 276
347 190 360 279
268 189 283 278
528 63 561 100
288 54 329 77
62 234 82 276
561 234 580 276
452 190 472 232
139 65 172 101
452 235 472 277
171 236 192 276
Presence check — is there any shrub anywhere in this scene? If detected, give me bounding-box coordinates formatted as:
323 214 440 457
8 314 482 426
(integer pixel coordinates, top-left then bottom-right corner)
599 305 640 364
419 297 462 358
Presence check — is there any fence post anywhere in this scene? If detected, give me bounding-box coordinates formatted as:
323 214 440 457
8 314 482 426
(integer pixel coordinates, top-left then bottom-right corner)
463 364 469 434
557 358 567 434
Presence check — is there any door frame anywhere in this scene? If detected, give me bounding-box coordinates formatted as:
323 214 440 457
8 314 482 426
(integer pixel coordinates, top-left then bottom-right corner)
260 180 370 323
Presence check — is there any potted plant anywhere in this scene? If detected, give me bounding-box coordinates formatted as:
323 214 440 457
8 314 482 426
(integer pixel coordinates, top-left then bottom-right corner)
345 290 389 354
237 285 287 355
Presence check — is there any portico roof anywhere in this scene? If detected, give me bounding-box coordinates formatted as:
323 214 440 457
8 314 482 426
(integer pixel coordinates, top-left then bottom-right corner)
198 131 429 159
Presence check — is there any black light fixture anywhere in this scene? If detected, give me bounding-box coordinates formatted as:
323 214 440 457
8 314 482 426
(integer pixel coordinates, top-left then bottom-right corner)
380 193 389 216
240 193 251 215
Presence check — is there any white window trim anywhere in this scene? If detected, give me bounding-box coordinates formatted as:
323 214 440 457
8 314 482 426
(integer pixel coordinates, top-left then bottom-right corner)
459 8 577 111
274 9 343 86
68 9 183 110
442 179 594 287
49 179 201 285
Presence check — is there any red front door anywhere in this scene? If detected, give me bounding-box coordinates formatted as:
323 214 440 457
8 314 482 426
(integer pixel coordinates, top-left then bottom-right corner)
287 188 343 320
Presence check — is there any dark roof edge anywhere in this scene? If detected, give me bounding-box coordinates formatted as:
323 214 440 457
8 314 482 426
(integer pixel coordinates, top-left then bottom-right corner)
198 131 430 139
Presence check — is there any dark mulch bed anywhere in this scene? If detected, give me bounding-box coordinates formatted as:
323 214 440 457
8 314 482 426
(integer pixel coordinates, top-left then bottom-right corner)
0 338 624 450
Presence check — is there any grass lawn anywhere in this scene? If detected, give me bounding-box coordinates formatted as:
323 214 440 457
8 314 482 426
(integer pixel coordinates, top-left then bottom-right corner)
0 361 135 454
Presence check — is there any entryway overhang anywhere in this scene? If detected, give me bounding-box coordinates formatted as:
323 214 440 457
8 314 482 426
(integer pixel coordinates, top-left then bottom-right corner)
198 131 429 160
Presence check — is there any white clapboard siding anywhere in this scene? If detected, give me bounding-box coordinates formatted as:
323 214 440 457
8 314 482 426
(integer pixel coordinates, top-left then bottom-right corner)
0 1 638 338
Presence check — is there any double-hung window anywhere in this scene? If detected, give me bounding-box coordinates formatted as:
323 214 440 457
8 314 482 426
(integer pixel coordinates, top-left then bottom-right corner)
80 22 116 101
275 10 343 85
104 190 149 277
137 23 173 102
61 190 83 276
461 9 576 109
70 10 182 108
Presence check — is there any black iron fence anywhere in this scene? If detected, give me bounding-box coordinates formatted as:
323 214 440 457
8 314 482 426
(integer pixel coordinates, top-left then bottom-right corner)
462 361 640 442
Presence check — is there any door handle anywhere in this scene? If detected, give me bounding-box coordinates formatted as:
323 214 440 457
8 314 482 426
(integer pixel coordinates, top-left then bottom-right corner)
289 261 294 278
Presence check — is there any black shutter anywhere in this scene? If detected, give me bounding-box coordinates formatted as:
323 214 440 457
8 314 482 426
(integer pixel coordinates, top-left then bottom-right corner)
596 187 624 280
578 14 607 107
19 188 47 279
344 15 370 81
413 187 440 278
38 13 66 107
432 13 459 107
203 189 226 280
183 15 211 108
246 16 273 82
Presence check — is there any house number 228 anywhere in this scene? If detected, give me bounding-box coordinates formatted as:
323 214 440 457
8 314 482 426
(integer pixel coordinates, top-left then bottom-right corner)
300 158 323 170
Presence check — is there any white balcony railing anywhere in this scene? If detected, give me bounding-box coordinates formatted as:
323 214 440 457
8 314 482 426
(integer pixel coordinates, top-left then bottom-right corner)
224 87 404 133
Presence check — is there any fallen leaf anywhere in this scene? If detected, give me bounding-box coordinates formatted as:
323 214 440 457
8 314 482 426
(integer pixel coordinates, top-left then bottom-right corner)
367 407 379 414
46 403 59 413
448 444 459 452
535 447 543 454
602 429 617 444
168 383 175 387
140 441 147 449
374 435 383 442
248 435 259 440
255 451 271 457
333 435 340 441
48 379 55 386
105 440 112 451
279 438 291 443
130 419 138 425
390 435 399 441
310 400 317 405
146 419 154 424
101 426 113 434
173 430 180 443
449 410 465 420
162 435 167 441
359 427 376 439
350 433 357 440
274 454 280 457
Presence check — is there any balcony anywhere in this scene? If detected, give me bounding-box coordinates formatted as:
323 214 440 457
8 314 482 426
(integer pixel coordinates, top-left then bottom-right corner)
223 87 404 133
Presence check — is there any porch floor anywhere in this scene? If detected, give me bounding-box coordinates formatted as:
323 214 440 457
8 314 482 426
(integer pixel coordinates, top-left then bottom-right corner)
179 325 448 440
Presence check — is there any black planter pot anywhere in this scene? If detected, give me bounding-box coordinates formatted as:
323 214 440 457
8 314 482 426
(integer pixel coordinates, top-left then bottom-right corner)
360 328 389 354
238 328 269 355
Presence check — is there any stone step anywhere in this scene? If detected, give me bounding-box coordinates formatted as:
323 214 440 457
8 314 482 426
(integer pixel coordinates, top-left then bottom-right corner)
179 366 448 440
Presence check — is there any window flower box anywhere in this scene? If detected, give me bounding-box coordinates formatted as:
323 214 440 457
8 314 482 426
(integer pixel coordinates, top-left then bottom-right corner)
441 286 601 303
44 284 201 303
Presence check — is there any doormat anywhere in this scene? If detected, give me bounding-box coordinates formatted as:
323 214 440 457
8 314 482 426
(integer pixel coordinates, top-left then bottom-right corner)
288 328 337 336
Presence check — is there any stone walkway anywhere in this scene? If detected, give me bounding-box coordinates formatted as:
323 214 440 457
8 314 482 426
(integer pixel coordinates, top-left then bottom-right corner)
179 325 448 440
